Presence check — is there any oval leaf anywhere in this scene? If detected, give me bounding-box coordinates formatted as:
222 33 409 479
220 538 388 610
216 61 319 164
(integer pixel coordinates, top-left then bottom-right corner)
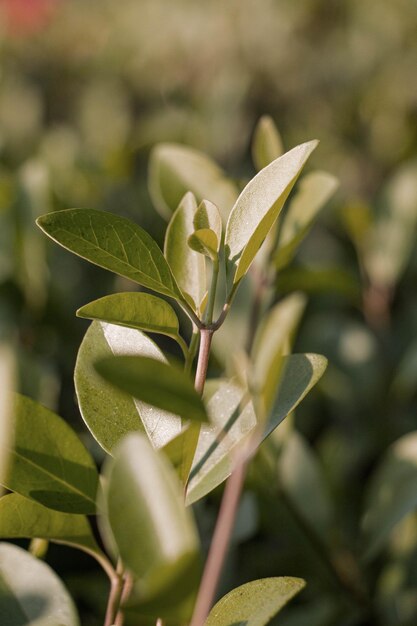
77 292 187 356
275 171 339 270
252 115 284 171
0 493 106 568
75 321 182 454
188 229 219 260
205 577 305 626
0 542 80 626
164 193 206 311
225 140 318 287
194 199 222 243
149 143 239 222
1 394 98 514
95 355 208 423
103 433 199 598
36 208 182 301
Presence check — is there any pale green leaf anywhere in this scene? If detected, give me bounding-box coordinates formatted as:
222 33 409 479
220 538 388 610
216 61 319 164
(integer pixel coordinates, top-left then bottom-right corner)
1 394 98 514
188 229 219 260
36 208 183 301
225 140 318 287
0 346 15 488
0 542 80 626
251 293 306 420
279 432 333 539
0 493 107 569
252 115 284 171
77 292 187 357
205 577 305 626
186 353 327 504
149 143 239 222
275 171 338 270
74 321 181 454
95 356 208 423
362 431 417 560
194 200 222 243
164 193 206 310
102 433 200 599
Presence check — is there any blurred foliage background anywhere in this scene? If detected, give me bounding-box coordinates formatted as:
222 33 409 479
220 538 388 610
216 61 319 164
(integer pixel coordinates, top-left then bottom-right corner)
1 0 417 624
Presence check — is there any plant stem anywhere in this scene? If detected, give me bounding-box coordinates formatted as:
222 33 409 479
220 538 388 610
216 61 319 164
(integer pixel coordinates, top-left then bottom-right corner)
104 562 125 626
204 257 219 325
189 454 248 626
114 572 134 626
185 328 199 374
194 328 213 395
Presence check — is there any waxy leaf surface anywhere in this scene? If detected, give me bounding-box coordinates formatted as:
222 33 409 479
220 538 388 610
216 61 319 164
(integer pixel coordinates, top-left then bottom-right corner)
37 208 182 300
75 322 181 454
1 394 98 514
225 140 318 286
0 542 80 626
205 577 305 626
95 355 208 423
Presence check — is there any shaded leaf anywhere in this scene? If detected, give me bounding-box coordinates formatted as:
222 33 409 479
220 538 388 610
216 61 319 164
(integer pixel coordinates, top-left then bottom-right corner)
362 431 417 560
188 229 219 260
186 354 327 504
0 542 79 625
194 200 222 243
274 171 338 270
225 141 318 287
95 355 208 423
164 193 206 310
252 115 284 171
102 433 200 601
1 394 98 514
276 265 360 301
75 322 181 454
37 208 183 301
0 493 108 570
77 292 187 357
205 577 305 626
149 143 239 221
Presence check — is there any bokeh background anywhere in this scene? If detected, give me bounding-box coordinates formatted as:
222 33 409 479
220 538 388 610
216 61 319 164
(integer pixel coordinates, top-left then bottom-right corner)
1 1 417 624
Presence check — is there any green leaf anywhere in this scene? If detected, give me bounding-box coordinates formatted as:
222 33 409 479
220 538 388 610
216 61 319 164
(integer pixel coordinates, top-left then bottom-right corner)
102 433 200 600
225 140 318 287
274 171 339 270
186 353 327 504
0 493 108 571
148 143 239 222
362 431 417 560
0 346 15 487
36 208 183 301
205 577 305 626
1 394 99 514
0 542 80 626
252 115 284 171
95 355 208 423
276 265 360 301
279 432 334 539
188 229 219 260
74 321 182 454
77 292 188 357
164 193 206 311
194 199 222 243
251 293 306 420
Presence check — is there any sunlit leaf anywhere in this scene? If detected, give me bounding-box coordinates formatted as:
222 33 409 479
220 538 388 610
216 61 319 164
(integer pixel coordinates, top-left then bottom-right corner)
37 208 183 301
0 493 108 569
205 577 305 626
0 542 80 626
1 394 98 514
102 433 200 601
186 354 327 504
0 346 14 488
274 171 338 270
252 115 284 171
194 199 222 243
225 140 318 287
164 192 206 310
75 322 181 454
77 292 187 357
362 431 417 560
149 143 239 221
95 356 208 423
188 229 219 260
